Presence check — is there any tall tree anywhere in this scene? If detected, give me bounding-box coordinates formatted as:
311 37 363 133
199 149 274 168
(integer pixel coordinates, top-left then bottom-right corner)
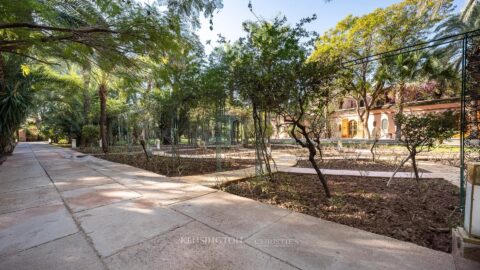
1 0 223 153
311 0 453 139
225 17 305 177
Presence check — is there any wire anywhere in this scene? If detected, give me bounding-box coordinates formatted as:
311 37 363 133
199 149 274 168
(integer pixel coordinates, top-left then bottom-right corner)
341 28 480 67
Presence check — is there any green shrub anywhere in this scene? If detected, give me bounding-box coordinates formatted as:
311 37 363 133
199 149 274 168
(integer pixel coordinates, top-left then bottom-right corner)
26 124 40 141
82 125 99 146
58 138 69 144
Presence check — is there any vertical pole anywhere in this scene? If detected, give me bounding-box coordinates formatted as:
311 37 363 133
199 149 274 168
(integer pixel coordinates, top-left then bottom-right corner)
117 115 120 147
460 34 468 213
215 100 223 172
171 114 177 158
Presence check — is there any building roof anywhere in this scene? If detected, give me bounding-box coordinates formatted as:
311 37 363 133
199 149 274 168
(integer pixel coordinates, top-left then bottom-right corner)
334 97 461 114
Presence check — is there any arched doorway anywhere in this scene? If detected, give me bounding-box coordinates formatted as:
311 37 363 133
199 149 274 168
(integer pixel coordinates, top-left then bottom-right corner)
348 120 357 138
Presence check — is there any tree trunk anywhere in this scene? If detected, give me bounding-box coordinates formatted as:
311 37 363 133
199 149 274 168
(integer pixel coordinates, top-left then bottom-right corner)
370 137 378 162
395 84 405 139
291 123 331 198
107 118 112 146
308 153 331 198
363 108 371 139
252 106 272 178
82 68 91 125
411 153 420 182
356 100 371 139
387 155 411 186
99 83 108 153
313 137 323 161
0 135 16 155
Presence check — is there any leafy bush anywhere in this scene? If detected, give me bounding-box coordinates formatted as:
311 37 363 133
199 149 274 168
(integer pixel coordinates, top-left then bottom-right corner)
0 57 34 154
82 125 99 146
389 111 457 183
26 124 40 141
58 138 69 144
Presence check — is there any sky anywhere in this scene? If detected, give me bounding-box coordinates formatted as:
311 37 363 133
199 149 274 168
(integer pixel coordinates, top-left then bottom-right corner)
196 0 467 53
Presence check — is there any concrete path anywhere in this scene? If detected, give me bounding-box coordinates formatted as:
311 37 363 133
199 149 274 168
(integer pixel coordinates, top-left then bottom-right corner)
1 142 478 270
176 151 297 187
279 163 462 187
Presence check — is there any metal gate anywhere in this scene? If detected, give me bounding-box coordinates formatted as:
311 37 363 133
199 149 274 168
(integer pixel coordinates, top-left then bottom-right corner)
341 29 480 212
460 32 480 211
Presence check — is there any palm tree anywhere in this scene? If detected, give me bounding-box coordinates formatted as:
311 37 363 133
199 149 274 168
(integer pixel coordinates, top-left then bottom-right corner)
0 55 35 155
385 52 425 139
1 0 224 154
461 0 478 21
434 2 480 70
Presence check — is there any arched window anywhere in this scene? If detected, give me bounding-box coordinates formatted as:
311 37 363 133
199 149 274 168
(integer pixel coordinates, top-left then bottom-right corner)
348 120 357 138
381 119 388 130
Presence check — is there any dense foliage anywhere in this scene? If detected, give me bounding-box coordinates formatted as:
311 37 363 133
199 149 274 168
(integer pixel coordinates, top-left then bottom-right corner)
0 0 473 169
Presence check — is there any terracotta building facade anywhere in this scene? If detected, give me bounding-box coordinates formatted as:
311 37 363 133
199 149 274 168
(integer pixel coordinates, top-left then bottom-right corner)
330 97 460 140
269 97 461 141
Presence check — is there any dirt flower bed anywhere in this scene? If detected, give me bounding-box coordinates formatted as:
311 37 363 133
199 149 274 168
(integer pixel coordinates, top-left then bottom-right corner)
217 173 461 252
296 159 430 172
98 153 256 177
78 146 146 155
166 147 250 156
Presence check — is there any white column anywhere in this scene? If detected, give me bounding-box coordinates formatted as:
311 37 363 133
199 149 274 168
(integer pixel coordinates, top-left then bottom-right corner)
465 162 480 237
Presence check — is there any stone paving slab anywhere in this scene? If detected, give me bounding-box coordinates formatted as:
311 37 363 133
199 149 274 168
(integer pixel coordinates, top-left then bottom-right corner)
41 162 91 172
0 165 47 182
46 166 98 177
171 191 291 239
0 176 52 194
246 212 455 270
167 151 297 187
50 171 115 192
0 185 62 214
0 159 38 168
74 199 192 257
0 203 78 257
131 181 215 206
104 221 296 270
0 233 105 270
176 167 258 187
78 157 170 182
61 183 142 212
2 142 477 270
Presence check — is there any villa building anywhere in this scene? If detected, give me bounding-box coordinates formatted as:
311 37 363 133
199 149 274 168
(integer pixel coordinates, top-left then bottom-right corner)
331 97 460 140
270 96 461 141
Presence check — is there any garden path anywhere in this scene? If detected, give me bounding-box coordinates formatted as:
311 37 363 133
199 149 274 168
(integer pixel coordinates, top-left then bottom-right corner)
278 162 461 187
0 142 478 270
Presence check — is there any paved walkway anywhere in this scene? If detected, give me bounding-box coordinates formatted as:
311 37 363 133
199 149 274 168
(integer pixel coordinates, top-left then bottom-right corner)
1 142 478 270
176 152 297 187
279 163 462 187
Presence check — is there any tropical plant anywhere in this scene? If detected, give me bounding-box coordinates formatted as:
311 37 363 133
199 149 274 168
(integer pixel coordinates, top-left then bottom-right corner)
434 1 479 69
0 55 35 155
0 0 223 153
81 124 99 147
